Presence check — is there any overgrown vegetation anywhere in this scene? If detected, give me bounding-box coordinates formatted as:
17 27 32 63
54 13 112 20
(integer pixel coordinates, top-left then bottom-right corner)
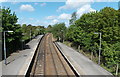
65 7 120 75
1 7 45 58
46 23 67 42
21 24 45 43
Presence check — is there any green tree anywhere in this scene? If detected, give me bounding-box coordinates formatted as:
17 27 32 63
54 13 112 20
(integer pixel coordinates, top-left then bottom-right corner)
21 24 45 41
46 25 52 33
50 23 67 42
0 30 1 61
2 7 22 56
66 7 120 74
69 12 77 25
35 26 45 35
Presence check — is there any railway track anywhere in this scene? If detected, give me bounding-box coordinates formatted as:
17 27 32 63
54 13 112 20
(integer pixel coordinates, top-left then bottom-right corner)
29 33 76 76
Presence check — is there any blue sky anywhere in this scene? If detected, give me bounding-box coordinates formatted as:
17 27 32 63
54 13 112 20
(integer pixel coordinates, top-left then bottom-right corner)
1 1 118 27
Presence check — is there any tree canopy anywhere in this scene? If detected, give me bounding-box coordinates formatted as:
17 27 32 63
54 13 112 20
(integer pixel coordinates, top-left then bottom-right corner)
1 7 46 58
48 23 67 42
1 7 22 56
66 7 120 75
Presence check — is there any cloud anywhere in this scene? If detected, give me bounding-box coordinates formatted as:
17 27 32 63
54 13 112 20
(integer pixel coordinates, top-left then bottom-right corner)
64 21 70 27
50 19 59 25
34 3 46 7
34 3 38 5
0 0 6 2
76 4 96 18
46 13 71 20
17 18 27 25
29 18 34 20
57 0 94 11
57 0 119 12
11 2 19 4
40 3 46 7
45 13 71 26
58 2 86 11
45 16 57 20
34 19 59 27
34 20 49 26
57 0 96 18
0 0 119 2
20 4 34 12
58 13 71 20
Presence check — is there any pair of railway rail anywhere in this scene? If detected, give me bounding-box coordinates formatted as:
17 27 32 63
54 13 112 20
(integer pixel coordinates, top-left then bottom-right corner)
28 33 78 77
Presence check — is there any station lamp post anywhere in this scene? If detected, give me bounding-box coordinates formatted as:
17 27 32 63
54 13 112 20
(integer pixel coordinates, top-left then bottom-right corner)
94 32 101 65
61 30 64 43
30 30 31 40
4 31 13 65
22 33 25 50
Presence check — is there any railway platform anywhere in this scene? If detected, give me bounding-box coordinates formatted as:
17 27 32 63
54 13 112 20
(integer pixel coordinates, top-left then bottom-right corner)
56 42 113 75
1 35 43 76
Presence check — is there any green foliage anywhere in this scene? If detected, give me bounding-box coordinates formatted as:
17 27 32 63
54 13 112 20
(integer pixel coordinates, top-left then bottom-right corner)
0 7 2 32
46 25 52 33
66 25 82 44
1 7 46 58
102 42 120 65
21 24 45 41
69 12 77 25
49 23 67 42
66 7 120 74
0 27 3 32
102 42 120 74
66 25 98 52
1 7 22 55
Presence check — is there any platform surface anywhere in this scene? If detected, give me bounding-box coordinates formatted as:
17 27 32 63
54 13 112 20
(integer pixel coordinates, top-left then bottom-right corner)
57 42 113 75
1 35 43 76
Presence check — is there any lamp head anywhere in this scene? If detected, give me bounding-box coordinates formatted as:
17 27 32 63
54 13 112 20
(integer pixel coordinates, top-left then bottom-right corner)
7 31 13 32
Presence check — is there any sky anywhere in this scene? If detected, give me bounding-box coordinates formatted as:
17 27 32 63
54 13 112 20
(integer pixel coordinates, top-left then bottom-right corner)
1 1 119 27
